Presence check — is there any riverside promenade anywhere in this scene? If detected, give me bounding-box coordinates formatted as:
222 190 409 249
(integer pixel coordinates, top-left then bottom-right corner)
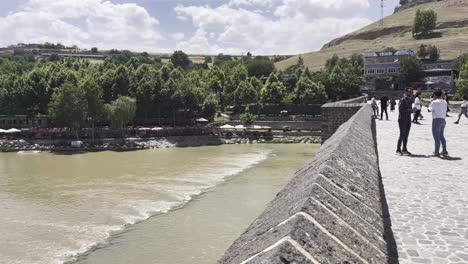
376 107 468 263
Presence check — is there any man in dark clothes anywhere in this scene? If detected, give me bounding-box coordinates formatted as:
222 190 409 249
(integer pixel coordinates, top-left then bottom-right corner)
397 89 414 155
380 95 389 120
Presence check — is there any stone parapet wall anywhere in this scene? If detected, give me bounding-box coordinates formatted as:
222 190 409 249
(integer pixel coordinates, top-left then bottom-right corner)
218 104 397 264
321 95 368 141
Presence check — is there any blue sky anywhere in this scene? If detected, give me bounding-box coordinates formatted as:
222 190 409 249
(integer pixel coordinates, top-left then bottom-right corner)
0 0 400 55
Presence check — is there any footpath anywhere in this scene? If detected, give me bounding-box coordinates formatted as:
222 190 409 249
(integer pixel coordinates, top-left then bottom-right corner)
376 106 468 263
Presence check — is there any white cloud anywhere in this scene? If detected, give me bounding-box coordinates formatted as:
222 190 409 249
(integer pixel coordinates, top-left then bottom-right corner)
0 0 163 51
175 0 371 55
171 32 185 41
274 0 369 19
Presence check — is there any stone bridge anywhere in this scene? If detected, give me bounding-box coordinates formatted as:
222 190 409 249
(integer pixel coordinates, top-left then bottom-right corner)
218 96 468 264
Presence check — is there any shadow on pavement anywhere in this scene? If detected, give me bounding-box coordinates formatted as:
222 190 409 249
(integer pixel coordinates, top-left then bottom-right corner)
439 156 462 161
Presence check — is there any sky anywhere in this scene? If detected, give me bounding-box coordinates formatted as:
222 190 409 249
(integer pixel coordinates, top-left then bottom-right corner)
0 0 400 55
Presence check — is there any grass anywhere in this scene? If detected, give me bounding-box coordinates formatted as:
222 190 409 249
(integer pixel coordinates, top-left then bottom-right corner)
275 0 468 71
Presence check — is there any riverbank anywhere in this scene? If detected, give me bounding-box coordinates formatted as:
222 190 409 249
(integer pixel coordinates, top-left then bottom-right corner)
0 135 321 152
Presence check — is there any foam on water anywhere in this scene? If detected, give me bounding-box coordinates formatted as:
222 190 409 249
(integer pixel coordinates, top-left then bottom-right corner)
0 148 271 264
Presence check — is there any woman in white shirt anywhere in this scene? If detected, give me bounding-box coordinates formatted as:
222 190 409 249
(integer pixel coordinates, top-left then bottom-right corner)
430 89 448 156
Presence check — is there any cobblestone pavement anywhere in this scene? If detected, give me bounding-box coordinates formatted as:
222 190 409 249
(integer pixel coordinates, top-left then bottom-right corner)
376 106 468 264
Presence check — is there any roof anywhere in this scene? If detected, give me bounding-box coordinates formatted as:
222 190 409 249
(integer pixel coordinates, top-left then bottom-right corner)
363 49 415 58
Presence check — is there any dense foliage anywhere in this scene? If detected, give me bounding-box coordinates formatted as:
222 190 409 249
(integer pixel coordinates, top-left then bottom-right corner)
0 51 363 127
399 57 424 83
455 63 468 100
412 9 437 37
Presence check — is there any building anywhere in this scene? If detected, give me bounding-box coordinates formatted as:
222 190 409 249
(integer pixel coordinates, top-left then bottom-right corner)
363 49 458 93
363 49 416 91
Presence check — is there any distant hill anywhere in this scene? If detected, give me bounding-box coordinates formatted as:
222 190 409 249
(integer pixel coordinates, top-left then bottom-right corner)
275 0 468 71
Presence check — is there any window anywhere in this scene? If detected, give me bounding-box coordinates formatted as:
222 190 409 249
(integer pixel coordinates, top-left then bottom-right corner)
367 68 376 74
387 68 398 73
376 68 385 74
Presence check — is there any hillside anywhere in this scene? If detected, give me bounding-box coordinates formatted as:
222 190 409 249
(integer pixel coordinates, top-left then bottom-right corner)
275 0 468 71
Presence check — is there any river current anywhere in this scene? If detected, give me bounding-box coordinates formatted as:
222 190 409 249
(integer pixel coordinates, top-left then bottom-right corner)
0 144 318 264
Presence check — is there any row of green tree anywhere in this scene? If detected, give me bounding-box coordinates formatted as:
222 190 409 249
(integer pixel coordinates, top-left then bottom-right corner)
0 51 364 129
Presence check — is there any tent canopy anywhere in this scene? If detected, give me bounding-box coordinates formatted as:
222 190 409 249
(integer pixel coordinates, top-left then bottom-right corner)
235 125 246 129
5 128 21 133
220 124 234 129
196 118 209 122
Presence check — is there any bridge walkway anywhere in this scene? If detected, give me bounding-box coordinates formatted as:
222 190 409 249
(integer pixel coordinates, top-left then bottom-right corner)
376 105 468 264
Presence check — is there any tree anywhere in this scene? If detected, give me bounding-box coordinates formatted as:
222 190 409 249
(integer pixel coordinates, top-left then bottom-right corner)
213 53 232 66
170 50 191 70
261 72 286 104
202 95 218 120
48 82 88 138
104 96 137 137
453 53 468 70
240 111 256 126
413 9 437 37
417 44 428 58
295 75 327 104
234 80 257 106
246 59 275 78
428 45 440 62
455 63 468 100
399 57 424 83
91 47 98 53
49 54 60 62
81 78 103 144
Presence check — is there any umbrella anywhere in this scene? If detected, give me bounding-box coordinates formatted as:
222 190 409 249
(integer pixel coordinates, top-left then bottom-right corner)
151 127 163 131
138 127 151 131
425 81 435 85
6 128 21 133
196 118 209 122
235 125 246 129
220 124 234 129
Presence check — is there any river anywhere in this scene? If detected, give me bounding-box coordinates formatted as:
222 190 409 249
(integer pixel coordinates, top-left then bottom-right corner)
0 144 318 264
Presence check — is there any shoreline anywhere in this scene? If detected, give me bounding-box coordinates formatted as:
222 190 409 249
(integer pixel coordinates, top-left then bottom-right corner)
0 135 321 153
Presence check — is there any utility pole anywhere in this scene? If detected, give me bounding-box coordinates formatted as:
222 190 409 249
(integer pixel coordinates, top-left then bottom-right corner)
380 0 385 27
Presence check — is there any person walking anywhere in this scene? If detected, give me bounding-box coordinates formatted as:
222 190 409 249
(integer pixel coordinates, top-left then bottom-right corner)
390 98 396 112
430 89 448 156
454 95 468 124
412 92 422 124
397 89 414 155
371 97 379 118
380 95 389 120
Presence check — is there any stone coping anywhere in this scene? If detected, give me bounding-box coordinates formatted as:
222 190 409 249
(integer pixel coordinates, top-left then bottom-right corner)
218 104 398 264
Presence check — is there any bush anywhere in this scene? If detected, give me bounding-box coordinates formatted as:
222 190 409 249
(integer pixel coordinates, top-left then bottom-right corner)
412 9 437 37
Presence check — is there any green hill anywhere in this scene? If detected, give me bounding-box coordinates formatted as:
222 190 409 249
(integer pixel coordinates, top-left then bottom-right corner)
275 0 468 71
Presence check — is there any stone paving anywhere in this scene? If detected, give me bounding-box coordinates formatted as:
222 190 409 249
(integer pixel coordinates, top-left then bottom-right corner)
376 106 468 264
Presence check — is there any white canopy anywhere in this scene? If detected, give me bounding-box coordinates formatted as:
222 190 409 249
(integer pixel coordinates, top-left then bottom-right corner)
196 118 209 122
5 128 21 133
0 129 7 133
235 125 246 129
151 127 163 131
249 125 262 129
220 124 234 129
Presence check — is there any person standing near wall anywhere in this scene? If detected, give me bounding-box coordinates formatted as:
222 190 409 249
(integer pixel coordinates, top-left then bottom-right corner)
430 89 448 156
454 95 468 124
380 95 389 120
412 92 422 124
397 89 414 155
371 97 379 118
390 98 396 112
